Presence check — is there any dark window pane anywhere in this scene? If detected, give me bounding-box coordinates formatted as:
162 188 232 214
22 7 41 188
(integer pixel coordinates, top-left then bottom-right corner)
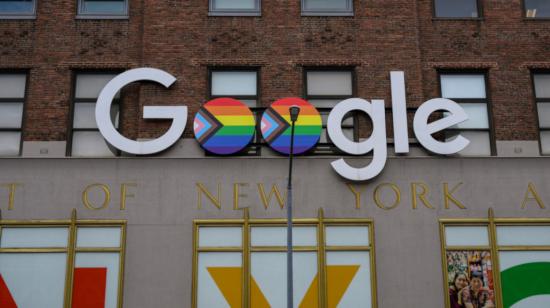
0 1 34 14
212 0 257 10
525 0 550 17
304 0 349 11
81 0 126 14
434 0 479 18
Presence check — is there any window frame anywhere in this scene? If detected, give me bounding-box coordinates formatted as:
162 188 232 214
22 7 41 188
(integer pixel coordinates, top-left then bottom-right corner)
522 0 550 19
432 0 483 20
304 66 356 155
0 0 37 19
532 71 550 155
0 70 28 157
76 0 129 19
437 70 496 156
192 211 378 308
208 0 261 16
67 70 122 157
0 217 127 308
439 217 550 308
207 67 263 156
301 0 354 16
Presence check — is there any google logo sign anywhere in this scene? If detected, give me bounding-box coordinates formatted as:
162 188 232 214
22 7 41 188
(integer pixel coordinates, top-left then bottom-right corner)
96 68 470 181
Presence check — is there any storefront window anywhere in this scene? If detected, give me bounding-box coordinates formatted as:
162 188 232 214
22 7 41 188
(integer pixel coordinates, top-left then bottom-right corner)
434 0 480 18
440 73 493 156
70 73 120 157
524 0 550 18
193 214 377 307
534 73 550 154
305 69 355 154
0 0 36 18
0 73 26 156
209 68 262 155
301 0 354 16
440 219 550 308
77 0 128 18
209 0 261 16
0 219 126 308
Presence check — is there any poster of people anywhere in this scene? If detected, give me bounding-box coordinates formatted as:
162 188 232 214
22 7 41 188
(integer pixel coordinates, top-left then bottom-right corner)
446 251 495 308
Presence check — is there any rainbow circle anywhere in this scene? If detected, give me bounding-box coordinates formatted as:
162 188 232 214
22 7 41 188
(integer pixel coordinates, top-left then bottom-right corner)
194 98 256 155
261 98 322 154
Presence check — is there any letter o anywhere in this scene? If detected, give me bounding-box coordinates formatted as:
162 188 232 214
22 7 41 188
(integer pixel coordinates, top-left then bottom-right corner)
82 184 111 210
374 183 401 210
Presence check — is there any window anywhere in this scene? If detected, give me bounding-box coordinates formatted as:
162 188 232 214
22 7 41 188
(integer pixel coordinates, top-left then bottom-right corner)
209 0 261 16
534 73 550 154
305 68 355 154
524 0 550 18
0 0 36 18
0 219 126 308
77 0 128 18
70 73 120 157
434 0 480 18
301 0 353 16
440 218 550 308
208 68 261 155
193 213 377 307
0 73 26 156
440 73 493 156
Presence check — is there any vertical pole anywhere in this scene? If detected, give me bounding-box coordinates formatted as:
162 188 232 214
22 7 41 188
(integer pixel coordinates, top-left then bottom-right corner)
287 116 297 308
243 208 250 308
317 208 327 308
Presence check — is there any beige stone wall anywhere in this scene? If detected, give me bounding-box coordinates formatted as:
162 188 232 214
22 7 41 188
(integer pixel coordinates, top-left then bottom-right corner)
0 157 548 307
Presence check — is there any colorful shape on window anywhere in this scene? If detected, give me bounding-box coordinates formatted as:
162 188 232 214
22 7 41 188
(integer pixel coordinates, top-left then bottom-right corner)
0 274 17 308
72 267 108 308
501 262 550 308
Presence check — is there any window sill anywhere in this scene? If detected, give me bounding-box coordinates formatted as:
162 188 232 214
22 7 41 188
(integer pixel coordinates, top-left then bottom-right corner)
523 17 550 21
75 14 129 20
208 12 261 17
431 17 484 21
301 12 354 17
0 15 36 20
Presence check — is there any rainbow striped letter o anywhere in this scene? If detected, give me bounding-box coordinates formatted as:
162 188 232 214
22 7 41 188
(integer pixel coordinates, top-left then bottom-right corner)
261 98 322 154
194 98 256 155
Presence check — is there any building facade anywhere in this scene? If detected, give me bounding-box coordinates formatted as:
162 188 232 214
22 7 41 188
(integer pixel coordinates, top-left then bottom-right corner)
1 0 550 307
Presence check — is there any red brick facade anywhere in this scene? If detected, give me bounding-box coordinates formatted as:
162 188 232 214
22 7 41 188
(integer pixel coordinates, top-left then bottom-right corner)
1 0 549 142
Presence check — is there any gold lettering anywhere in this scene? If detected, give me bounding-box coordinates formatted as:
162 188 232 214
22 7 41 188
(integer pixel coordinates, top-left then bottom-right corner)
82 183 110 210
120 183 137 210
443 182 466 209
257 183 286 210
233 183 249 210
197 183 221 210
411 182 434 209
2 183 22 210
374 183 400 210
347 184 364 209
521 182 546 209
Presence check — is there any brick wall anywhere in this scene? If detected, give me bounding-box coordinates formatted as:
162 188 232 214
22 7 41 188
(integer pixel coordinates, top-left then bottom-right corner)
0 0 548 141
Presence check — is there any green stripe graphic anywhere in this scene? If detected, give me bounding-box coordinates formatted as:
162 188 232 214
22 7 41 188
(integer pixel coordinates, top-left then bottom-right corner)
216 126 255 135
501 262 550 308
281 126 323 135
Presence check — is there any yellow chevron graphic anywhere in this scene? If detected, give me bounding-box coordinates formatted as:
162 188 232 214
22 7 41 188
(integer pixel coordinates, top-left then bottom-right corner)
207 267 270 308
207 265 359 308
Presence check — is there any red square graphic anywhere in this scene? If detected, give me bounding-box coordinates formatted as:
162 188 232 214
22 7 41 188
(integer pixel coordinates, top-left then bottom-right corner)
72 267 108 308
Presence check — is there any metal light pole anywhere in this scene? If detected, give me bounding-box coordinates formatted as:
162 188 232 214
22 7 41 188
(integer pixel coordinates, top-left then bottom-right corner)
287 105 300 308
